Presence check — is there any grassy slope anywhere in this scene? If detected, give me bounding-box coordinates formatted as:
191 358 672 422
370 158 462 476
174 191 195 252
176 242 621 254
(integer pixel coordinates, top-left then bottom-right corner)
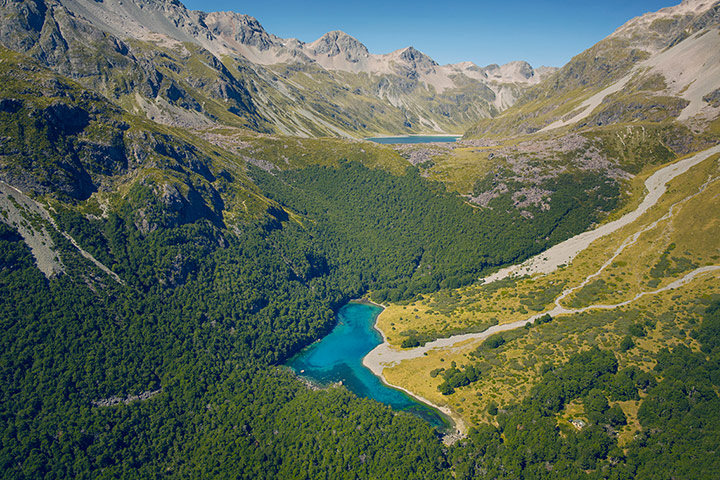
228 59 501 137
0 45 410 224
381 151 720 428
463 36 651 139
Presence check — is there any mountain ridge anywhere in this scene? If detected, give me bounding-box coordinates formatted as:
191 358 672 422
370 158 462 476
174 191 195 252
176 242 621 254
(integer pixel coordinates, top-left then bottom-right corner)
465 0 720 139
0 0 555 137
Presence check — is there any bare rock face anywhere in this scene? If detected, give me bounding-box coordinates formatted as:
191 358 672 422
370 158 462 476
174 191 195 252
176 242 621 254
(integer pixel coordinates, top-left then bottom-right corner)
481 61 537 83
310 30 369 63
397 47 438 75
497 61 534 81
202 11 275 51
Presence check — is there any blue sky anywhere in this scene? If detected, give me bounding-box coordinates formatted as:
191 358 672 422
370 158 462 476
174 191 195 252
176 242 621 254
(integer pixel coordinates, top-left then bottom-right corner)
183 0 676 67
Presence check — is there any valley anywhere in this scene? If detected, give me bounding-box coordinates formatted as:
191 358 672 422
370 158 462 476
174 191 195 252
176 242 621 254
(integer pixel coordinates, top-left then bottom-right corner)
376 145 720 428
0 0 718 478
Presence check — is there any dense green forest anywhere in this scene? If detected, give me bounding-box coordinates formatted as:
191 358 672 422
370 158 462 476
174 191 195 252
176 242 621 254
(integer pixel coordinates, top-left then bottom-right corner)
0 218 451 479
251 161 618 302
2 201 720 478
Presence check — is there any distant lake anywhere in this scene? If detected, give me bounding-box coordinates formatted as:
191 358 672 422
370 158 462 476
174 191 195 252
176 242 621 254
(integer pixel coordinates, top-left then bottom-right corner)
366 135 461 144
287 302 450 431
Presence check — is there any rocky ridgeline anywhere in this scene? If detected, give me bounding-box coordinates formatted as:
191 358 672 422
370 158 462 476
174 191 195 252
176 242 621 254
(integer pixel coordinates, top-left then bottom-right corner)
0 0 555 138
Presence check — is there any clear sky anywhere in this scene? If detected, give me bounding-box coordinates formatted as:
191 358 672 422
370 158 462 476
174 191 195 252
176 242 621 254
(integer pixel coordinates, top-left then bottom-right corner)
182 0 677 68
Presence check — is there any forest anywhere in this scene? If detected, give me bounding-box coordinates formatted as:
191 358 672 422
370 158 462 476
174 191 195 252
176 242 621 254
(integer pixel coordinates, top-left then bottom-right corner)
1 148 718 477
251 161 618 303
0 4 718 476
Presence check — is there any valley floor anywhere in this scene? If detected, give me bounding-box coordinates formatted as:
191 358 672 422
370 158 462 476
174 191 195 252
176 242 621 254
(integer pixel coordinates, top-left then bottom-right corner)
364 145 720 430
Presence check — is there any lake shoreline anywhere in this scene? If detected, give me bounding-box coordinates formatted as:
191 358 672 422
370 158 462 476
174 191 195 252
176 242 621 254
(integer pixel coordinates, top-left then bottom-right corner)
288 300 456 433
357 298 467 438
365 134 462 144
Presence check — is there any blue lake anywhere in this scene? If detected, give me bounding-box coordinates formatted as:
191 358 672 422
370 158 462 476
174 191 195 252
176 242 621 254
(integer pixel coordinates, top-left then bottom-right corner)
287 302 451 431
366 135 461 144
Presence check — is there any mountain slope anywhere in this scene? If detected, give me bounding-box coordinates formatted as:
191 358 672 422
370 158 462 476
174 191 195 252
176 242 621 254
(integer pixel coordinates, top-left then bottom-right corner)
465 0 720 139
0 0 554 137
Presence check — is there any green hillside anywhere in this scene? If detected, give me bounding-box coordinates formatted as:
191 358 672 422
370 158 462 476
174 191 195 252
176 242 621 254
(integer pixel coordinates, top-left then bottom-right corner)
0 47 629 478
0 0 719 478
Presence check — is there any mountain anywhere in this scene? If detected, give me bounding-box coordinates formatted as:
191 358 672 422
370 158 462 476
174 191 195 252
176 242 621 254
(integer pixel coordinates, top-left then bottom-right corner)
1 0 720 478
465 0 720 138
0 0 555 137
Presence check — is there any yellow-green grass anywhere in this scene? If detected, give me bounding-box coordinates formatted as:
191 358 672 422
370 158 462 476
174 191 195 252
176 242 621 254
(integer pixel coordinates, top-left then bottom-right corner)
563 154 720 307
557 399 587 433
423 146 495 194
556 397 642 448
197 127 408 174
381 151 720 427
613 399 643 448
377 153 720 344
377 278 562 346
384 272 719 429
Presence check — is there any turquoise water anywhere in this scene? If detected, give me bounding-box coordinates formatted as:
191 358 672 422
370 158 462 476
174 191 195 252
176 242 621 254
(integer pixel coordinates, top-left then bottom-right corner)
287 302 450 430
366 135 461 144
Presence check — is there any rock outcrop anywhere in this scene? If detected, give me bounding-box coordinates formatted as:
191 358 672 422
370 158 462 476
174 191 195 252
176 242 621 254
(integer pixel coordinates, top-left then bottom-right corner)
0 0 555 137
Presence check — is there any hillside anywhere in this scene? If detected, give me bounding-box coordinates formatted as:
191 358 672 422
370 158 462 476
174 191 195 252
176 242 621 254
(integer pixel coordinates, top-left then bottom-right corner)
465 0 720 138
380 0 720 257
0 0 554 137
0 0 719 478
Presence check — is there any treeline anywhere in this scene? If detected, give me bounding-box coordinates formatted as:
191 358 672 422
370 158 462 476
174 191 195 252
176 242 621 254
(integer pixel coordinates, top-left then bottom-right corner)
251 161 618 303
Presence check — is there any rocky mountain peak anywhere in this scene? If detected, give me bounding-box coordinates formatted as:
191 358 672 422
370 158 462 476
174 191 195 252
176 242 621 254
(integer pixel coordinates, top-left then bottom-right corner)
56 0 211 46
480 60 538 83
507 60 534 75
399 46 437 65
394 46 438 76
309 30 369 62
610 0 719 52
202 11 275 51
0 0 563 137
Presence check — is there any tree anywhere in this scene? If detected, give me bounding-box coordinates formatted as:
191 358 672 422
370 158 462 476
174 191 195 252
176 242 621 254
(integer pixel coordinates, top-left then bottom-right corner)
620 335 635 351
